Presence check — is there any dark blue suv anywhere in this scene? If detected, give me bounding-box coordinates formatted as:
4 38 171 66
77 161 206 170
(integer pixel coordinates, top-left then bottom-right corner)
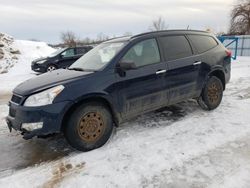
6 30 231 151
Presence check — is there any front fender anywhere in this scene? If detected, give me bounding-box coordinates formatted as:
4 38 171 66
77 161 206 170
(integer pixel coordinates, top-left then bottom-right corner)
61 92 121 127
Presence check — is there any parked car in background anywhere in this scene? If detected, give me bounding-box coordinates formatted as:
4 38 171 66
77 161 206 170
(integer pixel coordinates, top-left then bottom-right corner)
7 30 231 151
31 46 93 73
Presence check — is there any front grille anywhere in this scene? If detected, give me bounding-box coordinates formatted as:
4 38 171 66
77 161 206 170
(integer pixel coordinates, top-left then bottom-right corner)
11 94 22 104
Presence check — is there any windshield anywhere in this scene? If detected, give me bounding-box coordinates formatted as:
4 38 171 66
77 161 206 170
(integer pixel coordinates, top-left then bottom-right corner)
49 48 66 57
70 42 126 71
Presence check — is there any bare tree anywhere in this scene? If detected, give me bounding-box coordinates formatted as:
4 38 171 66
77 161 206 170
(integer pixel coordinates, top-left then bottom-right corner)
149 17 167 31
60 31 78 47
229 0 250 35
81 37 91 45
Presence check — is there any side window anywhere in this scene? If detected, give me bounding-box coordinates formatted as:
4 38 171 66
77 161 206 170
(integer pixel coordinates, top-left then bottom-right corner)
61 49 75 58
76 48 86 55
188 35 218 54
121 38 160 67
160 35 192 61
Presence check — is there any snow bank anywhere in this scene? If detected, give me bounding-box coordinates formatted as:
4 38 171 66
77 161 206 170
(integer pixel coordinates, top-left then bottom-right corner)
0 33 20 74
0 36 55 94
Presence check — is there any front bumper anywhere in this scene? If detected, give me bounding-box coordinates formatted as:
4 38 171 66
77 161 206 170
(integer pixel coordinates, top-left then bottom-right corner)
6 101 73 139
31 63 46 73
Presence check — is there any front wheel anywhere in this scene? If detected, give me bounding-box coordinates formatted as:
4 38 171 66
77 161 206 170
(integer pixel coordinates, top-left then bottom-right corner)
47 64 57 72
198 76 223 110
64 102 113 151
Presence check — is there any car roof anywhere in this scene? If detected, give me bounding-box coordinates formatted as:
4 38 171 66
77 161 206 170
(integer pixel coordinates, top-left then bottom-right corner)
106 30 212 43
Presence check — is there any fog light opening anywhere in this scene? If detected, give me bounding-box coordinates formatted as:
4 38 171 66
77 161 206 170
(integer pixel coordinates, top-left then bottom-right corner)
21 122 43 131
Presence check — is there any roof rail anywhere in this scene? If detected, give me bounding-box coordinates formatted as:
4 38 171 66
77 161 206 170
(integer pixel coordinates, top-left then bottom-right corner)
131 29 209 38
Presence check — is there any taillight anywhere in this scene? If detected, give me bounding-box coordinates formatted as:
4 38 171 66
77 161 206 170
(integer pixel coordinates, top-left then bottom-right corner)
225 49 232 57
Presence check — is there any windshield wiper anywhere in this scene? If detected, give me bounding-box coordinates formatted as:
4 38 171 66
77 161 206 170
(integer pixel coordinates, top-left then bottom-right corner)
67 67 85 71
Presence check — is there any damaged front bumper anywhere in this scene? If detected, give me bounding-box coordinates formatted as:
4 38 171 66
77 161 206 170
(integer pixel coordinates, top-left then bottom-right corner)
6 100 72 139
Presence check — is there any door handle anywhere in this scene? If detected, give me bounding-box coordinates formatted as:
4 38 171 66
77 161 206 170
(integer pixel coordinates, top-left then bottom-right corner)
193 61 202 66
156 70 166 75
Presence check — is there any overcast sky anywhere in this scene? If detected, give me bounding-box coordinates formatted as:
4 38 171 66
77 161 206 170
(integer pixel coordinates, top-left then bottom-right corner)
0 0 235 43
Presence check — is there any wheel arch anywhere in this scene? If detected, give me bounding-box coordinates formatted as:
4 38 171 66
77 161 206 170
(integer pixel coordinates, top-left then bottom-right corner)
207 68 226 90
47 63 58 69
61 95 120 132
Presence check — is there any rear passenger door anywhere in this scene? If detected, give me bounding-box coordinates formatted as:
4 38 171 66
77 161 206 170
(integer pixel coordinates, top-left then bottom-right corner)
159 35 201 104
187 34 220 92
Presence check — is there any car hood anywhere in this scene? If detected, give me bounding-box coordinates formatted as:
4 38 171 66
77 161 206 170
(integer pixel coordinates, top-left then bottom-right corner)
14 69 93 96
32 57 49 63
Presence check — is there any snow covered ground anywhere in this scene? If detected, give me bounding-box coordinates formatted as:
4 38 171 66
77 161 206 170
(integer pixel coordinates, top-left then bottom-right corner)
0 54 250 187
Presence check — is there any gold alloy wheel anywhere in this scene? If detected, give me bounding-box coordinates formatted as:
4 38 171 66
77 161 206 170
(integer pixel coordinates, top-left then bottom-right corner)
207 82 221 105
77 112 105 142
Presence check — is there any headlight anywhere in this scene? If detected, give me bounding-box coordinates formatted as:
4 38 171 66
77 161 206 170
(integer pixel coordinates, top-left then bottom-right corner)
24 85 64 107
36 60 47 64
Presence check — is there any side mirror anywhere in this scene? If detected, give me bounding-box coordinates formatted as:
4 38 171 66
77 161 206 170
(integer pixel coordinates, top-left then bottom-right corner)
118 61 137 70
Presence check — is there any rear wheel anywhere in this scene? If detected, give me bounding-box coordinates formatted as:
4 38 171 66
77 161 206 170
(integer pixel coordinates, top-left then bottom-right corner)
47 64 57 72
198 76 223 110
64 102 113 151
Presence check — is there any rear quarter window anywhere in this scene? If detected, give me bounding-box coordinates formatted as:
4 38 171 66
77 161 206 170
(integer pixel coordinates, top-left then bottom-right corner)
187 35 218 54
160 35 193 61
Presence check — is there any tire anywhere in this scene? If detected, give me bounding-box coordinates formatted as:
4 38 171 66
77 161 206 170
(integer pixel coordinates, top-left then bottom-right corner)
64 102 113 151
47 64 57 72
198 76 223 110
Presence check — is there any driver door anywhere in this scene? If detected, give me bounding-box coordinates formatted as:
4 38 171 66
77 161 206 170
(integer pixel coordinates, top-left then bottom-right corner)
59 48 78 68
116 38 168 119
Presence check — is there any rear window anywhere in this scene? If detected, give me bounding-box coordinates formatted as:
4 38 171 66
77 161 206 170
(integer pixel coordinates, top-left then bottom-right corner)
188 35 218 54
160 35 193 61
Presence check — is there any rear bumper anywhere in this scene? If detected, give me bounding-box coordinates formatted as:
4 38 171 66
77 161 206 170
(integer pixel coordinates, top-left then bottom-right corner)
224 57 231 84
224 65 231 85
6 101 73 139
